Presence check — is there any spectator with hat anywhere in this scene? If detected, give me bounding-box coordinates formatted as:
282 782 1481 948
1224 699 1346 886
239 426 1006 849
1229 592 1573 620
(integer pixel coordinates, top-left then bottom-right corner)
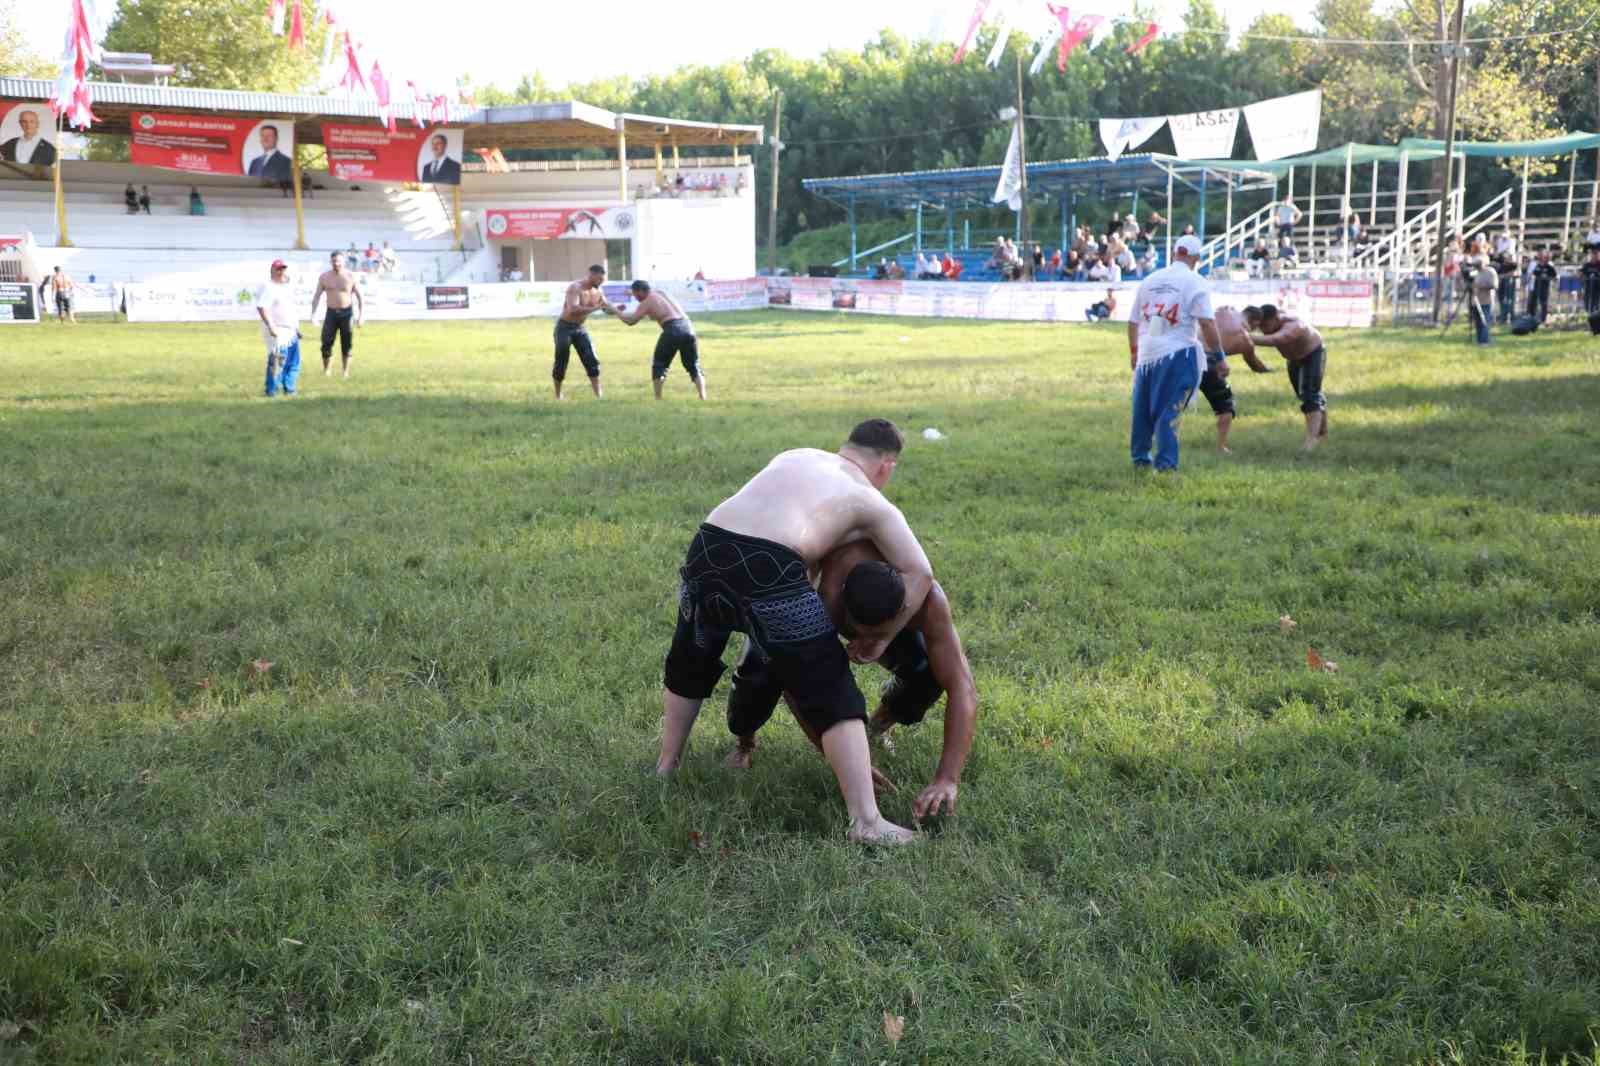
255 259 302 397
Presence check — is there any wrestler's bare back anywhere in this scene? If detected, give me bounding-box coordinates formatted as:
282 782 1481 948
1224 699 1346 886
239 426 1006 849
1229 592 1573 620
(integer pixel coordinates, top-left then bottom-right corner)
1214 307 1269 372
706 449 890 568
631 291 688 326
1255 315 1324 362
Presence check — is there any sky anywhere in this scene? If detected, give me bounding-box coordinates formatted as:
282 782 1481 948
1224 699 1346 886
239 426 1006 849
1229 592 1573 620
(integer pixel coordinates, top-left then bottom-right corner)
27 0 1318 93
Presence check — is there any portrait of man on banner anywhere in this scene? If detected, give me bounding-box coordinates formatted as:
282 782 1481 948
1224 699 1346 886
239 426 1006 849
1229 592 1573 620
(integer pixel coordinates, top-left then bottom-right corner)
418 129 463 185
0 104 59 166
243 121 294 182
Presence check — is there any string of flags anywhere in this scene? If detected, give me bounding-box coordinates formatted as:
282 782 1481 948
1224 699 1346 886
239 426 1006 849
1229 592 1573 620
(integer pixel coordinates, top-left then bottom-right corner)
951 0 1161 74
49 0 102 130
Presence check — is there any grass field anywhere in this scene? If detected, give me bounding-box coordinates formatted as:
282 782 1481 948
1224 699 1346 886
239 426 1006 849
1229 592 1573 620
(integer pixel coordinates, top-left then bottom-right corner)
2 310 1599 1065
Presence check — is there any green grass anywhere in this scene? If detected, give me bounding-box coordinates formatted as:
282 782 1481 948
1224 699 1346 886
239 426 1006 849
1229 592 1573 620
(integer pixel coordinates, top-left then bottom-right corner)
2 311 1599 1065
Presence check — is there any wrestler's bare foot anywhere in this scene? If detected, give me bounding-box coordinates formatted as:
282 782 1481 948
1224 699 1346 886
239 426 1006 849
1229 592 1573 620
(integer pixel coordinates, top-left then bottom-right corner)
1301 437 1320 453
846 816 918 845
1217 445 1232 455
725 740 755 771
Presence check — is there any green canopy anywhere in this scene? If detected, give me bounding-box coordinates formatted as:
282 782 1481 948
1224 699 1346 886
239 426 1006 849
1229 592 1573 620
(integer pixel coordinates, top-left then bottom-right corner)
1398 131 1600 158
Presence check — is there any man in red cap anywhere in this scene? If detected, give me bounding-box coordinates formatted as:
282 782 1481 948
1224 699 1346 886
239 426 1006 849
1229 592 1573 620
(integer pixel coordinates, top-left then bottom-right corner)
256 259 302 396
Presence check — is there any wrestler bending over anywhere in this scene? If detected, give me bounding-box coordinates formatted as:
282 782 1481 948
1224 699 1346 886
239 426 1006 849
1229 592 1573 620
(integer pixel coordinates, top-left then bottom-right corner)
1197 305 1274 454
657 419 934 844
724 540 977 823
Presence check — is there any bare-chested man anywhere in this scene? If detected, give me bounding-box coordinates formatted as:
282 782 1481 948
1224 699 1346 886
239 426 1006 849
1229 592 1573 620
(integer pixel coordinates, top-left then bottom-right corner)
1244 304 1329 451
658 419 935 844
552 265 609 399
1196 306 1274 454
615 280 706 400
310 251 364 378
724 540 977 823
47 266 77 324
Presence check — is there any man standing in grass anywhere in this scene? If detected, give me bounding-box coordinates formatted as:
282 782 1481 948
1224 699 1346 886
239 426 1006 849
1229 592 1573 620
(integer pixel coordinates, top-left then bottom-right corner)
310 251 363 378
1244 305 1328 452
256 259 302 398
1126 234 1224 471
657 419 935 845
613 280 707 401
1197 306 1275 455
46 266 78 324
724 540 976 824
552 265 610 400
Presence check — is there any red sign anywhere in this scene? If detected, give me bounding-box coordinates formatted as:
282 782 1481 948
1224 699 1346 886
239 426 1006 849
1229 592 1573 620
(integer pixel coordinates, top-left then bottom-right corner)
483 206 634 240
130 112 295 178
322 124 463 185
0 235 22 250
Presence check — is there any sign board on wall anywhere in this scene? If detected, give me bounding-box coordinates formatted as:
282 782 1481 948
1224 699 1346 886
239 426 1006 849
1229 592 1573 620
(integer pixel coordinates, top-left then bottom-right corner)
483 206 636 241
322 124 464 184
0 281 40 323
0 102 59 166
131 113 295 178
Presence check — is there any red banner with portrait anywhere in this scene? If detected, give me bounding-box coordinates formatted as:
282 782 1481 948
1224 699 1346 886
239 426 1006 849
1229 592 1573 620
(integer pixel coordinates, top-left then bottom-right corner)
321 124 464 185
129 112 297 178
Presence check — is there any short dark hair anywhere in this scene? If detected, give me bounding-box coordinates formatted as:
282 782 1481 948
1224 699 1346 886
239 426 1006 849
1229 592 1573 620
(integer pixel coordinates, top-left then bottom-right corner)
588 264 607 275
843 561 905 626
846 418 904 455
1242 305 1262 320
1259 303 1280 322
260 124 278 136
630 280 651 295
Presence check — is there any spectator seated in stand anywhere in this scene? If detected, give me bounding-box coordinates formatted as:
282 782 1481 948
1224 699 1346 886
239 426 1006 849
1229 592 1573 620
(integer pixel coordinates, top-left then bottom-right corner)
1087 253 1116 283
363 243 381 272
886 259 905 280
381 241 398 274
942 251 963 281
1248 238 1272 277
872 258 889 280
124 183 139 214
345 243 360 270
1031 243 1044 274
1085 287 1118 321
1121 213 1141 242
188 186 205 216
138 186 152 214
1585 218 1600 252
1115 243 1137 279
1075 243 1096 281
1276 234 1299 268
1048 248 1063 278
1136 245 1158 278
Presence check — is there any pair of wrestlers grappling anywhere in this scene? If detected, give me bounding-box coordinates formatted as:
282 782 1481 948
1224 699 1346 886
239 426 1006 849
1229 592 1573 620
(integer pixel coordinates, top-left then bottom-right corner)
654 419 976 845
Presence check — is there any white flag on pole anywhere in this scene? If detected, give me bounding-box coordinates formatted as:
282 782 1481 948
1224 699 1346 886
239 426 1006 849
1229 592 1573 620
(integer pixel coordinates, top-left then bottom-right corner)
1243 89 1322 161
1166 108 1241 160
983 1 1012 68
1098 115 1166 163
993 124 1023 211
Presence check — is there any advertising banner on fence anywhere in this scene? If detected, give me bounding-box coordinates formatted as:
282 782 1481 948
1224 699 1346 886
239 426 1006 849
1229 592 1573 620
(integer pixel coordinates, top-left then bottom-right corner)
767 277 1374 328
0 281 40 323
483 206 636 241
1 102 59 167
322 124 464 184
130 113 295 179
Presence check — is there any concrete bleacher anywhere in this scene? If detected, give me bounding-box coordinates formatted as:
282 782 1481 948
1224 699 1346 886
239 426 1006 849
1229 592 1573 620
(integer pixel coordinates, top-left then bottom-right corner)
0 162 461 285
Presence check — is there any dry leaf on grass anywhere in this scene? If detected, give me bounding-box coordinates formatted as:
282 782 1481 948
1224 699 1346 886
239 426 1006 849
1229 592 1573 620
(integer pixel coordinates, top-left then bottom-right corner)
1279 614 1297 633
1307 647 1339 673
249 659 273 677
882 1011 905 1047
717 847 731 860
688 831 707 850
195 677 211 690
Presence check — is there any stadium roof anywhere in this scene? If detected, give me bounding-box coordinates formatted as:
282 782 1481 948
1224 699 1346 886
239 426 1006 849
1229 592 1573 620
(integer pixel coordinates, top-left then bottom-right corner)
0 78 764 151
802 154 1277 212
1188 132 1600 176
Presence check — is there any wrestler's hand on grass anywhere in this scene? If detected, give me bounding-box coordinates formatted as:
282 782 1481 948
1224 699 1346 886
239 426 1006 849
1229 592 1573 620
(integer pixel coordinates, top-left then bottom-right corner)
847 635 890 664
912 777 958 822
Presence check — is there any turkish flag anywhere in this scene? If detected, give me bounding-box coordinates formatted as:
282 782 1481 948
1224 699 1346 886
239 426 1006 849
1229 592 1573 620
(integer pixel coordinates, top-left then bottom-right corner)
1127 22 1160 55
370 61 394 133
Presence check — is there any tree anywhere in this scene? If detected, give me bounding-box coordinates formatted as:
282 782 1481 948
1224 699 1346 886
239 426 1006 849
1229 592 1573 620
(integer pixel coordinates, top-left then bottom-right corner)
0 0 55 78
102 0 326 93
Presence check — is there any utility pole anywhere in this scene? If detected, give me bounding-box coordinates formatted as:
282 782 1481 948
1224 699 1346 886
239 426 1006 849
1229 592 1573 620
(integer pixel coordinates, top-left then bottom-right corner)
1015 50 1030 278
1429 0 1467 324
767 90 782 275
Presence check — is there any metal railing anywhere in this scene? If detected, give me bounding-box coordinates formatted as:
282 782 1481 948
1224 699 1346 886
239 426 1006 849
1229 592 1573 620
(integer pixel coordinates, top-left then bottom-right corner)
832 231 915 270
1198 203 1276 275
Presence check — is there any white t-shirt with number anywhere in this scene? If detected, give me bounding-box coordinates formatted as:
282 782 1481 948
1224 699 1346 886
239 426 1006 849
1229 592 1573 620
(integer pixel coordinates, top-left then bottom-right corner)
1132 263 1213 366
254 280 299 347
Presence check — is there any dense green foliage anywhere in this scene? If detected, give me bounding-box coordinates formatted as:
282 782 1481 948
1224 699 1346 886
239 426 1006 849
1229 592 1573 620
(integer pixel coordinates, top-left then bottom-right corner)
0 0 53 78
471 0 1600 248
2 313 1599 1063
100 0 327 94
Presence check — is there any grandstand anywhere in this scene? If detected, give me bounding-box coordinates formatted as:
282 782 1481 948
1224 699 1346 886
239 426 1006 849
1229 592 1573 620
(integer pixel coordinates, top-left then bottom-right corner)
0 77 762 295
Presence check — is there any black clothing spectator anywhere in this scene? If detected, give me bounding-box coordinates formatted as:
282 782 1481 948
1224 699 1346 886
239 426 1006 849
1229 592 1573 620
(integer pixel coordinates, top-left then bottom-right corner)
1527 256 1558 322
124 183 139 213
138 186 151 214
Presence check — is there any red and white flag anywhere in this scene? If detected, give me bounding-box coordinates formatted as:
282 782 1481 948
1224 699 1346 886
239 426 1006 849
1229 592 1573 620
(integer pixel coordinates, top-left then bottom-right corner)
338 32 365 92
267 0 287 34
369 61 394 132
320 7 339 66
1127 21 1160 55
50 0 100 130
404 80 428 128
952 0 992 63
287 0 305 49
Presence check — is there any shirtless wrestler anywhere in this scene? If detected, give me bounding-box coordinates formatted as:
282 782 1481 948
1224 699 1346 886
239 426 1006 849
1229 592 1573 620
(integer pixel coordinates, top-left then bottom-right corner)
615 280 707 400
724 540 977 823
310 251 364 377
657 419 935 844
1197 305 1274 454
1244 304 1330 451
552 265 610 400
